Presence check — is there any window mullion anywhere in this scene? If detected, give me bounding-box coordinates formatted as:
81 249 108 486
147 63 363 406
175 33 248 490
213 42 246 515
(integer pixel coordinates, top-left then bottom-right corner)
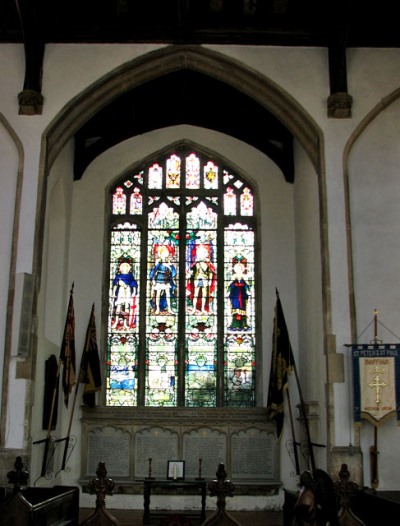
216 198 225 406
137 213 149 406
177 196 187 406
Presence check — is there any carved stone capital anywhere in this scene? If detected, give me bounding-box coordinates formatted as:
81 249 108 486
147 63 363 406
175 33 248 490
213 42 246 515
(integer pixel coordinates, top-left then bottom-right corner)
18 89 44 115
327 92 353 118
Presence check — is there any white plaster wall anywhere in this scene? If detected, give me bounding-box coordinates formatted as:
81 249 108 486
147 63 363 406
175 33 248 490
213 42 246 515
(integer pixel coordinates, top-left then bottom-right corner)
349 99 400 335
347 96 400 489
347 49 400 115
291 142 327 475
32 140 76 481
206 45 330 123
293 143 323 403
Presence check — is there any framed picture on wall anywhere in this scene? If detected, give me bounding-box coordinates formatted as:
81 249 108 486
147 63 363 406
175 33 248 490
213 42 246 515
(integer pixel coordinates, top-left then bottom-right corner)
167 460 185 480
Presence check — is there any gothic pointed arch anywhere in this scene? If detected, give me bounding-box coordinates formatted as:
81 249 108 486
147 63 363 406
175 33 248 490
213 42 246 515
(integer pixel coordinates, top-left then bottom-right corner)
32 44 331 443
44 45 323 176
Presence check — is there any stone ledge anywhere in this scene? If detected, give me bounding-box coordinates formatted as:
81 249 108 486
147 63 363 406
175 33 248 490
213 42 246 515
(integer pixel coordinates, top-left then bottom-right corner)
80 478 282 496
82 406 271 424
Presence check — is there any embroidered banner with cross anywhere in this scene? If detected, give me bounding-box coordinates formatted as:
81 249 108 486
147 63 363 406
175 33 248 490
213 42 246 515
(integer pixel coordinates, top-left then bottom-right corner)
351 343 400 426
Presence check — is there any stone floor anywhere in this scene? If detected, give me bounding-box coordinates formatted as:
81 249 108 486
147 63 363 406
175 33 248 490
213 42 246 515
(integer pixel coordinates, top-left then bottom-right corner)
79 508 284 525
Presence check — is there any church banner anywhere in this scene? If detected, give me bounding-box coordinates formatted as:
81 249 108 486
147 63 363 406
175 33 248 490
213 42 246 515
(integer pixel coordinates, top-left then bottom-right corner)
351 344 400 426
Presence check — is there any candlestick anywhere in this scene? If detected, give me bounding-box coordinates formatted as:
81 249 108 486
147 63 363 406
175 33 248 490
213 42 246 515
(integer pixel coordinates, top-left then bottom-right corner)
146 457 155 480
196 457 204 480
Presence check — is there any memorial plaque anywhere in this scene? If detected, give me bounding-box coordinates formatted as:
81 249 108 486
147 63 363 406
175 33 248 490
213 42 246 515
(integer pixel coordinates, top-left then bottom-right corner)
135 427 178 478
87 426 130 477
81 407 279 488
231 428 274 480
183 428 227 479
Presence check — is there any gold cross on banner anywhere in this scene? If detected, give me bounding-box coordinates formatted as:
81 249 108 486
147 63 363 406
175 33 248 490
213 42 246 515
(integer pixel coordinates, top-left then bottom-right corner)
368 366 387 405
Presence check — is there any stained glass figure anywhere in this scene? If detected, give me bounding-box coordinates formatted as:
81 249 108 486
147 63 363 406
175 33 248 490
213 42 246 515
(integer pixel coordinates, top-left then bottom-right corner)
111 259 138 330
112 186 126 214
224 186 236 215
149 244 177 315
109 227 141 332
240 187 253 216
107 148 256 408
148 162 163 189
107 224 141 406
227 262 251 331
223 225 255 406
130 187 143 215
186 241 217 315
186 153 200 189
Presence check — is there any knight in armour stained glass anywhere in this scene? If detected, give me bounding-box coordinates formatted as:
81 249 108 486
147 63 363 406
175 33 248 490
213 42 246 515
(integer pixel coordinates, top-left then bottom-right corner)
149 245 177 315
187 244 216 314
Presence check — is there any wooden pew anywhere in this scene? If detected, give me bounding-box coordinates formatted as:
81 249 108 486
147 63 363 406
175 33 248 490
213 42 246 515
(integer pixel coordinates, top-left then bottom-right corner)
80 461 119 526
201 463 242 526
0 455 79 526
0 485 79 526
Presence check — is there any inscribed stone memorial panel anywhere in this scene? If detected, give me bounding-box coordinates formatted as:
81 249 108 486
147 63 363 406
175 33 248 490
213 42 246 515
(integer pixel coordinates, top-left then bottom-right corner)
135 427 178 478
87 426 130 477
231 428 274 480
183 428 226 478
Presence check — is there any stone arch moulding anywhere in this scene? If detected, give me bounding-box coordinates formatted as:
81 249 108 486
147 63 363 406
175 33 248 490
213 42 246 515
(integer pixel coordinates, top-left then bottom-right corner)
343 86 400 343
339 87 400 460
0 113 25 447
45 45 323 173
39 42 330 367
33 44 331 454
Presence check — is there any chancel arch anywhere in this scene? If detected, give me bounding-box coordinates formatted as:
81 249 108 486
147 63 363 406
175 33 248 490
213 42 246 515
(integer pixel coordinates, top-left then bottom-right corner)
29 45 330 493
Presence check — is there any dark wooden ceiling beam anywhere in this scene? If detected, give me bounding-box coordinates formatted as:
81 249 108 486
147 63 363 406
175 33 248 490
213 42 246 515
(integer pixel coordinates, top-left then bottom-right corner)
15 0 44 115
9 0 363 121
327 1 353 118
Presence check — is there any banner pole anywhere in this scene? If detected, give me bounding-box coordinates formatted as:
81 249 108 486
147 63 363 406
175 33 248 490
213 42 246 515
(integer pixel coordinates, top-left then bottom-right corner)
36 358 62 478
286 388 300 475
370 425 379 488
58 347 85 473
291 359 316 473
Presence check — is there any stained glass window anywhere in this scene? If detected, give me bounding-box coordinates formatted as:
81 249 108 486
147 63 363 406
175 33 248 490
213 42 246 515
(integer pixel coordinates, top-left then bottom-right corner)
107 147 256 408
